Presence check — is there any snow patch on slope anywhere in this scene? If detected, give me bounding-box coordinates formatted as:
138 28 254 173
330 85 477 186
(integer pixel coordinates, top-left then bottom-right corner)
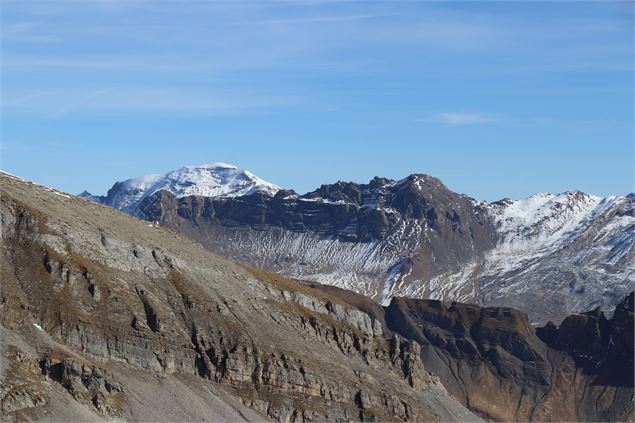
484 191 603 274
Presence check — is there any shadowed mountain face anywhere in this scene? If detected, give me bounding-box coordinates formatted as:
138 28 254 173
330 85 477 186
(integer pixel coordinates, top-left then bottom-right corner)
385 295 634 422
120 170 635 324
0 172 478 422
307 283 634 422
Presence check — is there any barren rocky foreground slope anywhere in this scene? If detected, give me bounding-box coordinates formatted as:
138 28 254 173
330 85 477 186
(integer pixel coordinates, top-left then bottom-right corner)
1 172 632 422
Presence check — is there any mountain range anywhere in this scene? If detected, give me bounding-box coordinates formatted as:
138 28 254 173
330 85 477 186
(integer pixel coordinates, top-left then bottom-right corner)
2 171 632 421
80 163 635 324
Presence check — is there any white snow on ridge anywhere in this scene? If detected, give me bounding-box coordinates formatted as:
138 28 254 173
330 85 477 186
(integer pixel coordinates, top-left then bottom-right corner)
494 191 601 232
94 163 280 213
0 170 27 182
73 162 631 317
483 191 629 275
492 191 601 246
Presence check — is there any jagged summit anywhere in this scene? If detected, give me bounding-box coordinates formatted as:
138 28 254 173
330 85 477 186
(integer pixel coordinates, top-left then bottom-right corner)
80 163 280 214
298 173 450 209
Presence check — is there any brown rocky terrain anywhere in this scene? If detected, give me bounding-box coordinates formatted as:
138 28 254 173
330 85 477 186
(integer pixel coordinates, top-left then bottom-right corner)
307 283 634 422
0 172 478 422
386 296 634 422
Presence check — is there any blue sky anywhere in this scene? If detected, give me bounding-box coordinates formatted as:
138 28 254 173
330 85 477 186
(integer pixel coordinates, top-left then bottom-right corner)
1 0 633 201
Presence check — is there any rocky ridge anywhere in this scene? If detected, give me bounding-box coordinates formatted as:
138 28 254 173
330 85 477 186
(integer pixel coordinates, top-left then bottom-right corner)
386 294 634 421
89 166 635 323
306 282 634 422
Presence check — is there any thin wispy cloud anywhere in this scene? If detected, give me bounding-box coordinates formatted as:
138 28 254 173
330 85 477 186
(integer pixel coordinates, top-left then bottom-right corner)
427 113 498 126
1 0 631 122
3 86 302 118
234 13 395 27
50 87 114 119
2 16 52 36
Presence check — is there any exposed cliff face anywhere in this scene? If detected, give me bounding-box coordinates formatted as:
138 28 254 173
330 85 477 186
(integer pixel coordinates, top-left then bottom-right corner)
385 297 633 422
132 175 633 323
0 172 477 422
536 293 634 388
307 282 634 422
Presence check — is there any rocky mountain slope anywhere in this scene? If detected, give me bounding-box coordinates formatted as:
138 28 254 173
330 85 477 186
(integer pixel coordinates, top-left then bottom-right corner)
386 294 634 422
305 282 634 422
84 165 634 323
2 172 632 422
1 172 477 422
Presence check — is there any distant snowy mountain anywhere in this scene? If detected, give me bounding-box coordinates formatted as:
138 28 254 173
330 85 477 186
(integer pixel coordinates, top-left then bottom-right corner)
82 166 634 323
424 191 635 321
80 163 280 216
483 191 604 272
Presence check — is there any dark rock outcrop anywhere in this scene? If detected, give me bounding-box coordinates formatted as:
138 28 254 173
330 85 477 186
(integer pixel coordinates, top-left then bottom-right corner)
39 357 124 415
300 280 634 421
385 295 634 421
140 173 495 249
536 292 634 388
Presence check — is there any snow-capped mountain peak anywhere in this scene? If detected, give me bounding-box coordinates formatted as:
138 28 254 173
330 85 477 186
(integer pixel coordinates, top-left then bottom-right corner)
80 163 280 213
